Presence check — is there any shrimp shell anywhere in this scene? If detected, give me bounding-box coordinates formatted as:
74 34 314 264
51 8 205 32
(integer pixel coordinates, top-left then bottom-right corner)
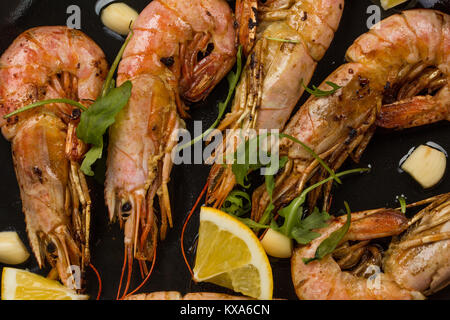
104 0 236 287
0 26 108 289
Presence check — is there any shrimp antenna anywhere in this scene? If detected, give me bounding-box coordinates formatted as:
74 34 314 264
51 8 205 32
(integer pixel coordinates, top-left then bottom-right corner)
122 248 134 298
121 245 157 299
89 263 102 300
116 247 128 300
181 182 209 278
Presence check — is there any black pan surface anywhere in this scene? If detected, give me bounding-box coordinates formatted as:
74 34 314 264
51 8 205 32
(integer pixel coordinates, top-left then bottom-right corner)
0 0 449 300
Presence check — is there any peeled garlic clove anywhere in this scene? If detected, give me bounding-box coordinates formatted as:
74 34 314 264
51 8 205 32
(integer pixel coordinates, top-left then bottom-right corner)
380 0 408 10
0 232 30 265
101 2 139 36
401 145 447 189
261 228 293 258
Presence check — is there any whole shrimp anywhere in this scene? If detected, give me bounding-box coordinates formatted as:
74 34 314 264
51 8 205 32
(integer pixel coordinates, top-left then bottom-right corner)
252 9 449 221
384 193 450 295
206 0 345 208
104 0 236 290
292 193 450 300
0 26 108 288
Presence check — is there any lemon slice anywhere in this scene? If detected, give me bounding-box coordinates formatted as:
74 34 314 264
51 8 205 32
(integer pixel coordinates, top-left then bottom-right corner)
193 207 273 300
380 0 408 10
1 267 89 300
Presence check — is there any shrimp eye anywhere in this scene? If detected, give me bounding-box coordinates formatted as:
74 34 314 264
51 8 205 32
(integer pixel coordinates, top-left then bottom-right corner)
47 242 57 255
160 56 175 67
206 43 214 55
122 202 132 212
70 108 82 120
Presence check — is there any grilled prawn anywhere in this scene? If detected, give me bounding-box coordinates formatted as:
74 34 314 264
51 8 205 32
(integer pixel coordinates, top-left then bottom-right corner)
384 193 450 295
292 193 450 300
206 0 345 208
0 26 108 289
252 9 449 221
104 0 236 283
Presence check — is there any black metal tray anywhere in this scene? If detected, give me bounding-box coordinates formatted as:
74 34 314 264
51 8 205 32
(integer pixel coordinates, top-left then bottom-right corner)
0 0 449 300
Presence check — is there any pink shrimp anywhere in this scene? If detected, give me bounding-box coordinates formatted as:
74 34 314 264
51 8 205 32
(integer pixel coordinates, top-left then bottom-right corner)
0 26 108 289
104 0 236 292
292 193 450 300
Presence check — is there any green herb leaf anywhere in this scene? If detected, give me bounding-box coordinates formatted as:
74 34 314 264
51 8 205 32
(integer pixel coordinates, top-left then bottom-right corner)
101 31 133 97
271 168 368 244
80 144 103 177
77 81 132 147
222 190 251 217
177 46 243 151
231 133 262 188
303 201 352 264
397 195 407 214
276 197 304 237
237 217 270 230
258 156 289 225
292 207 331 244
301 79 342 97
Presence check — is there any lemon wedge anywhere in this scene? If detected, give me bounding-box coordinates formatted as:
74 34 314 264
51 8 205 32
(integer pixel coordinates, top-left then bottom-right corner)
380 0 408 10
1 267 89 300
193 207 273 300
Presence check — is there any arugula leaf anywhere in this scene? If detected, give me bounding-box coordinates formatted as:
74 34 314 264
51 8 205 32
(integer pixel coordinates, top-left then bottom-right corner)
303 201 351 264
301 79 342 97
80 144 103 177
77 81 132 146
258 156 289 225
292 207 331 244
177 46 243 151
77 81 131 176
101 31 133 97
237 217 270 230
231 133 263 188
270 168 368 244
222 190 251 217
397 195 407 214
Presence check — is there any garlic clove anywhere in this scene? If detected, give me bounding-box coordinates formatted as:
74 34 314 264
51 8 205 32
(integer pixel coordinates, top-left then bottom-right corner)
401 145 447 189
0 232 30 265
261 228 293 259
380 0 408 10
101 2 139 36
